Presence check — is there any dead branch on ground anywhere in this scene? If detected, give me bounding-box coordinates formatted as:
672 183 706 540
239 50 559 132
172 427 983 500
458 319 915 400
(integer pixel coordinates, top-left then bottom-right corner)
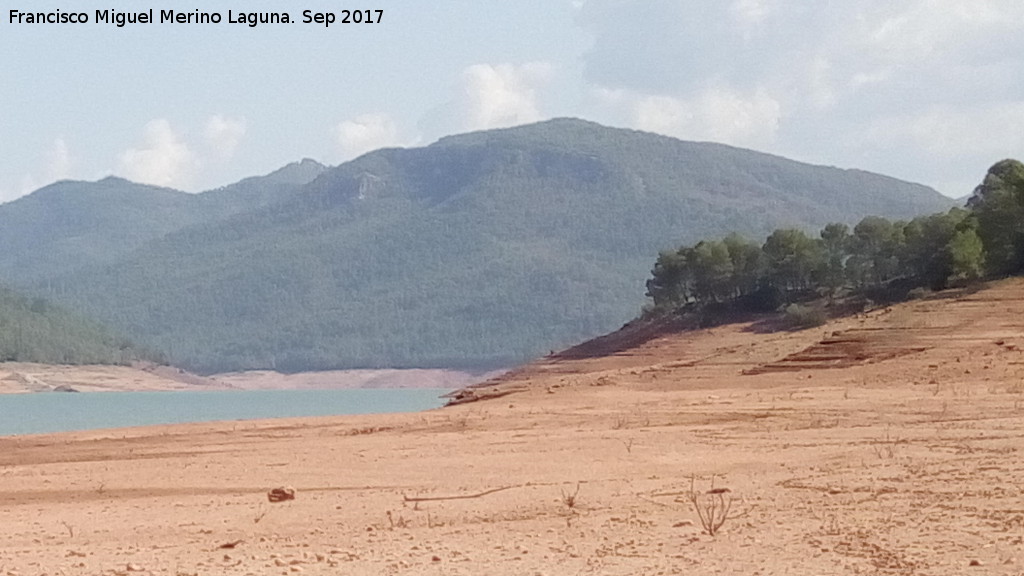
403 484 523 503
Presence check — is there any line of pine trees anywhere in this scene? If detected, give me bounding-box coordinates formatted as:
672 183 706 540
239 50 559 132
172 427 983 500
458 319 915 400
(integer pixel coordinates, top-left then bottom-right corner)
646 159 1024 312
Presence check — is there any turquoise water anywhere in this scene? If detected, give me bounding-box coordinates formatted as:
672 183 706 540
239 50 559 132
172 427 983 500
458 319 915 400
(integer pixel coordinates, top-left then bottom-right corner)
0 389 450 436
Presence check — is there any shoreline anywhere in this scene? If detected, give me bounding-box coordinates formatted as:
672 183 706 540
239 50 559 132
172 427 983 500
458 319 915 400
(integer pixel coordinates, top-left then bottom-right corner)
0 363 504 394
2 280 1023 574
0 387 454 438
0 407 436 442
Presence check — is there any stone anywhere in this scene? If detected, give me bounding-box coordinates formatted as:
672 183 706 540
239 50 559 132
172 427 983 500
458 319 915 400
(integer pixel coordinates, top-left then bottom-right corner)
267 486 296 502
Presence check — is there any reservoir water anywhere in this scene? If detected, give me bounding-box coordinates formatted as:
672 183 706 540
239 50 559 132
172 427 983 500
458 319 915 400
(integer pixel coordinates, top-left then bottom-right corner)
0 388 450 436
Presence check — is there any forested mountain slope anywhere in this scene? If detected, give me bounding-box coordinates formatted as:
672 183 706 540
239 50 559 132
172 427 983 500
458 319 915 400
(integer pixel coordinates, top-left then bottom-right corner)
0 159 325 283
15 119 955 373
0 285 156 366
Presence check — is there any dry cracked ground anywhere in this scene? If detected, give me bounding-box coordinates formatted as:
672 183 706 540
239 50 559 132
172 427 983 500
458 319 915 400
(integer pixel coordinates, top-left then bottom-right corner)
2 280 1024 575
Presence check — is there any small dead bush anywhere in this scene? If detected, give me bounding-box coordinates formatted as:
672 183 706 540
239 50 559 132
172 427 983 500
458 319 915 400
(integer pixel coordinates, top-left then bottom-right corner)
871 429 902 459
685 476 741 536
907 287 932 300
782 303 828 330
386 510 409 529
561 483 581 509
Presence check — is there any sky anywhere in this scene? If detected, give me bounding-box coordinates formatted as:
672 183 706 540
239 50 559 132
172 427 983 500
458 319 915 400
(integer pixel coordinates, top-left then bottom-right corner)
2 0 1023 202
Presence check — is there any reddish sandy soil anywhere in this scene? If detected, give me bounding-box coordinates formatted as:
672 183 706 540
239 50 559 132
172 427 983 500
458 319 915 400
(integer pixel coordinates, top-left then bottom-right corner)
2 280 1024 575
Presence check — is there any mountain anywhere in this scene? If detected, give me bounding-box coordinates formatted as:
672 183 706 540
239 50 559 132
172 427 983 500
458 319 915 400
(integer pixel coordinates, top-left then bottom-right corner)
0 159 326 283
0 177 200 284
8 119 955 374
0 284 157 366
200 158 327 210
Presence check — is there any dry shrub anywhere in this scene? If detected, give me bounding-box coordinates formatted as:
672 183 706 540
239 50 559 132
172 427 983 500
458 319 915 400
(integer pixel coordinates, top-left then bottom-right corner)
685 476 741 536
782 303 827 329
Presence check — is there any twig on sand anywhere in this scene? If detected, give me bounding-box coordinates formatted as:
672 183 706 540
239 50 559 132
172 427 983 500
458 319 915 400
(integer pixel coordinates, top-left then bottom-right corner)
253 503 270 524
635 494 674 508
403 484 523 503
444 388 521 406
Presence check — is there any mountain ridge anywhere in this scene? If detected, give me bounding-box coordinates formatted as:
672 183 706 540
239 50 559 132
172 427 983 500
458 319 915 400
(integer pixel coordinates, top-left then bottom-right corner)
0 160 327 284
3 119 957 373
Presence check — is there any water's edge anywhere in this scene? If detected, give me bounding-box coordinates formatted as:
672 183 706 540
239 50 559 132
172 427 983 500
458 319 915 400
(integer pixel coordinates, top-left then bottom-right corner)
0 389 451 436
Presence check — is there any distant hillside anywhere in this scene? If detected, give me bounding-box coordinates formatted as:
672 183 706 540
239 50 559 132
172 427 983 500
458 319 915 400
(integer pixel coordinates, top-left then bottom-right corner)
12 119 955 373
0 285 156 366
0 159 326 283
200 158 327 211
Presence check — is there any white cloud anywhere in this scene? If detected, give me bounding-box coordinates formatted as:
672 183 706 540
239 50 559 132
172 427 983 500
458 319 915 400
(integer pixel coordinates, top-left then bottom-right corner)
833 101 1024 197
204 115 246 160
117 119 197 189
598 87 781 149
462 62 553 130
417 61 555 142
336 113 403 160
5 137 76 201
46 137 72 182
729 0 775 32
576 0 1024 110
805 55 837 111
865 1 1019 64
862 103 1024 160
573 0 1024 196
17 174 40 199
